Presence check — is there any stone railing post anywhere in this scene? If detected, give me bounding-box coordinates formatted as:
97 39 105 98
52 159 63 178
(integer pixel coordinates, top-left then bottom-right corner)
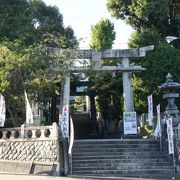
51 122 58 138
32 129 36 138
2 131 8 139
10 130 16 139
20 124 25 138
40 129 45 138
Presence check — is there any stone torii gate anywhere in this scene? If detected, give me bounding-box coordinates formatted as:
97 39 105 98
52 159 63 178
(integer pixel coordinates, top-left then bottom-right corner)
60 45 154 139
75 45 154 112
59 45 154 175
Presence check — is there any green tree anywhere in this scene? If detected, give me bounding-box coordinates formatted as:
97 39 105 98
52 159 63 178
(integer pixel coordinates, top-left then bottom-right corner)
87 18 123 122
0 0 78 126
106 0 179 38
128 30 180 113
0 0 32 43
0 0 77 48
107 0 179 36
106 0 180 114
74 96 86 113
0 42 77 126
90 18 116 49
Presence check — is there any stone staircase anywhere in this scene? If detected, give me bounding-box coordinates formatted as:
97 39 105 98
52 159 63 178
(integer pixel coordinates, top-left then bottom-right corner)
71 113 92 139
71 139 173 177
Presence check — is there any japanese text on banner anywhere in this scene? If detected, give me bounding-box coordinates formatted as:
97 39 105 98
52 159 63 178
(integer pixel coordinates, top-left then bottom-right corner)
147 94 153 126
166 117 174 155
154 104 161 138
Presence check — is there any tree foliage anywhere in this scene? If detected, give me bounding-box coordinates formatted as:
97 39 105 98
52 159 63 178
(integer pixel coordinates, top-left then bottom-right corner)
0 42 77 126
87 18 123 121
0 0 78 126
129 30 180 113
107 0 179 38
0 0 77 48
90 18 116 50
106 0 180 114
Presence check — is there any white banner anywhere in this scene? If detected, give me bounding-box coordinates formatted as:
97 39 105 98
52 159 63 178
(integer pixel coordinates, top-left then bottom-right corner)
123 112 137 135
61 76 70 138
25 91 33 124
0 95 6 127
154 104 161 137
166 117 174 155
68 117 74 154
147 94 153 126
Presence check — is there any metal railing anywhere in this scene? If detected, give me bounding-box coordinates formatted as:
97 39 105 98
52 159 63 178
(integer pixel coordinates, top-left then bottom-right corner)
159 123 179 173
68 116 74 174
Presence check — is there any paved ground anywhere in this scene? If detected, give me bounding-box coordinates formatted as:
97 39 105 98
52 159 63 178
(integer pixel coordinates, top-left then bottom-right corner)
0 174 180 180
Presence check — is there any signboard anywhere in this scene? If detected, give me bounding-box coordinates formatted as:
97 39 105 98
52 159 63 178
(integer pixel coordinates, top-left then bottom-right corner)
61 76 70 139
147 94 153 126
123 112 137 135
166 117 174 155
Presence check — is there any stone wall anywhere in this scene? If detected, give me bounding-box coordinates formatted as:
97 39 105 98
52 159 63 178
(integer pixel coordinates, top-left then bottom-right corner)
0 123 60 175
0 140 58 162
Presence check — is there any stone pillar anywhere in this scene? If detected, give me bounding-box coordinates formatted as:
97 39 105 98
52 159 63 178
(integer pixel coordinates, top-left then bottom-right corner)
122 58 134 112
85 96 90 113
89 93 98 134
92 51 101 68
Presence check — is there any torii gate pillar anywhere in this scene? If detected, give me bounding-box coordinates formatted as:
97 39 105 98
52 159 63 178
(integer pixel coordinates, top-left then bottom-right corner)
122 57 134 112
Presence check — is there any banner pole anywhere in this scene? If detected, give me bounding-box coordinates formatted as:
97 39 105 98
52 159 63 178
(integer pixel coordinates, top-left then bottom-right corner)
172 152 176 180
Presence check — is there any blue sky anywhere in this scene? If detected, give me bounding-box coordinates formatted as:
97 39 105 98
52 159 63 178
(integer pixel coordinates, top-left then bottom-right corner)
43 0 134 49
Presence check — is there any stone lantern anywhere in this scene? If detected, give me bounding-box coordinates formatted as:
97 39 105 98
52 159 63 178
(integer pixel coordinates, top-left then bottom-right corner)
158 73 180 126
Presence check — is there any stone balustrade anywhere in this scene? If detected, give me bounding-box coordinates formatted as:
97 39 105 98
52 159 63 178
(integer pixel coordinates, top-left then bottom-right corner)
0 122 58 140
0 123 60 163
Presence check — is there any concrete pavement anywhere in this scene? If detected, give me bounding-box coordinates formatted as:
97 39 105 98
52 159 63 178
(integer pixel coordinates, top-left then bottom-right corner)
0 174 180 180
0 174 75 180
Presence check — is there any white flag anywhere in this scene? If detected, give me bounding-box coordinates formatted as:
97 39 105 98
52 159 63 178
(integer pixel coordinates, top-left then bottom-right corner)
68 117 74 154
147 94 153 126
24 91 33 124
154 104 161 138
0 95 6 127
166 117 174 155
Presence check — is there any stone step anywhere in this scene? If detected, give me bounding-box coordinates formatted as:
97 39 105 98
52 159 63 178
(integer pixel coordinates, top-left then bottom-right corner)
74 139 157 144
73 153 162 158
72 165 173 171
73 151 163 156
72 161 172 168
72 139 173 176
72 168 173 175
73 144 159 148
73 148 160 153
72 114 92 139
72 157 170 163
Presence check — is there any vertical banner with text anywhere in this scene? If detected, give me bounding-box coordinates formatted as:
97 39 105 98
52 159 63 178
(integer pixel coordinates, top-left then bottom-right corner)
61 76 70 139
147 94 153 126
166 117 174 155
0 95 6 127
25 91 33 124
154 104 161 137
